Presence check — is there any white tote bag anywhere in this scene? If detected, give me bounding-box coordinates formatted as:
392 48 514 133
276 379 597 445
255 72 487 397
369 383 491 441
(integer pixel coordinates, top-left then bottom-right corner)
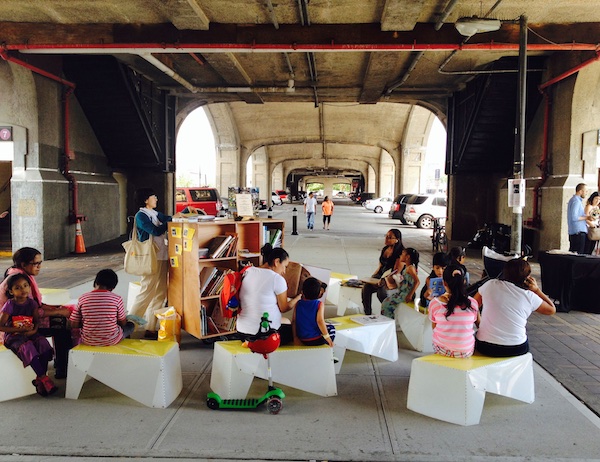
123 220 158 276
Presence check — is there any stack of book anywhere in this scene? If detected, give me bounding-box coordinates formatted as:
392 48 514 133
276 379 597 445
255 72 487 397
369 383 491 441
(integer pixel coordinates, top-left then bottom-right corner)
210 301 237 333
207 234 238 259
263 226 282 248
200 267 234 297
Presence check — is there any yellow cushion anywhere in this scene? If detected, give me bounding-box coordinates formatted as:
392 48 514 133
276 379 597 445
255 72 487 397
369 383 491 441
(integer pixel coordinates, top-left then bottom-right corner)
217 340 330 355
415 353 523 371
73 339 177 357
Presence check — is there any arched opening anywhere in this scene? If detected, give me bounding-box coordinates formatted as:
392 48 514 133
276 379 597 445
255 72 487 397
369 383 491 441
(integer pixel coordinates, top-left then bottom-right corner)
175 108 216 188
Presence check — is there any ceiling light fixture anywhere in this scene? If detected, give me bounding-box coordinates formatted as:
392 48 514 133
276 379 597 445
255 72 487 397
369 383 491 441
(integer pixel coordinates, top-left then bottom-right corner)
455 17 501 37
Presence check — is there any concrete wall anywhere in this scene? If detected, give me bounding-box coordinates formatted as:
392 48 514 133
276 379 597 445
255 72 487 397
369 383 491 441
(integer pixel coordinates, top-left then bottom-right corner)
0 57 121 259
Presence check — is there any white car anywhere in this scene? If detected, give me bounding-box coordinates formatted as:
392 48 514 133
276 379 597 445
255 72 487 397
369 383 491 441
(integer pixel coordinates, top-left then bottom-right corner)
271 191 283 206
403 194 447 228
363 196 393 214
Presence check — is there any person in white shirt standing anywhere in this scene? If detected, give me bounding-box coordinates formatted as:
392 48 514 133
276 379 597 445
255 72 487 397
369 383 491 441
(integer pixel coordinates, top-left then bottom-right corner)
303 192 318 230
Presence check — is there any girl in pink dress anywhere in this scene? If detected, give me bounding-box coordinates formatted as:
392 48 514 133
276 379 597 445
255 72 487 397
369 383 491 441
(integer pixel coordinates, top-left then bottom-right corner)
0 273 57 395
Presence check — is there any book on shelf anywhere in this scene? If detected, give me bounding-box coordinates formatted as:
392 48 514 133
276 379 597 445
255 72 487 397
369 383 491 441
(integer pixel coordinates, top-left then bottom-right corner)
199 267 219 296
207 234 234 259
200 268 233 297
270 228 282 248
211 300 237 332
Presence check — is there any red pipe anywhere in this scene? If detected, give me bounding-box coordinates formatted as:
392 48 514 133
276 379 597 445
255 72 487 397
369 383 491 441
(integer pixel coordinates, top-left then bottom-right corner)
527 49 600 227
4 42 600 53
0 50 84 224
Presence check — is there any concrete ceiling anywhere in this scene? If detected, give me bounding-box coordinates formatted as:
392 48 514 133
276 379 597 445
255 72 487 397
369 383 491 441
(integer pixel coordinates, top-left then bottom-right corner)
1 0 599 178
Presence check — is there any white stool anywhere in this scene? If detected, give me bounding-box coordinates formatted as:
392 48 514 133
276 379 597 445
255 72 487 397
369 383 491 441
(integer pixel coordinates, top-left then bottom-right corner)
395 303 434 352
407 353 535 426
39 288 71 305
210 341 337 399
66 339 182 408
327 272 357 306
0 345 37 401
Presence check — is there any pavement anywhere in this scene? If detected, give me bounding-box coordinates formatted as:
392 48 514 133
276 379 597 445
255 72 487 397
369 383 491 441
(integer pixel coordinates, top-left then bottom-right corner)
2 200 600 461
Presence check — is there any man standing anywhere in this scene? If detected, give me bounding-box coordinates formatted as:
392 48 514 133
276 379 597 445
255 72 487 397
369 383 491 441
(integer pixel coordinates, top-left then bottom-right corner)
303 192 318 230
567 183 588 254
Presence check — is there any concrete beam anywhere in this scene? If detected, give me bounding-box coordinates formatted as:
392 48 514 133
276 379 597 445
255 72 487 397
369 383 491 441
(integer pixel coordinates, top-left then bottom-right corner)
381 0 426 31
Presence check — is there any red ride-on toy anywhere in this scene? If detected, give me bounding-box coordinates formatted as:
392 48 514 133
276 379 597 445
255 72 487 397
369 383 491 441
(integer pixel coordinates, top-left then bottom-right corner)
206 313 285 414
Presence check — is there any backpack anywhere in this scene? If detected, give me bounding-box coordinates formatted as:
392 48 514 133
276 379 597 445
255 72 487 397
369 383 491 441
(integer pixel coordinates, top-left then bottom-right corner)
220 265 250 318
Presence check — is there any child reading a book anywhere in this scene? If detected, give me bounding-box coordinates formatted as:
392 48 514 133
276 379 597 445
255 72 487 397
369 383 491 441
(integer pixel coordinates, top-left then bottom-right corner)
293 277 335 346
380 248 420 319
418 252 450 313
428 265 480 358
70 269 135 346
0 273 57 396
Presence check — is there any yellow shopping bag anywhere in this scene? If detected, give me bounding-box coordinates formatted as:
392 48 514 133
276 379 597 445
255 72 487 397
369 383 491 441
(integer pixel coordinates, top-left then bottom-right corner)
155 307 181 343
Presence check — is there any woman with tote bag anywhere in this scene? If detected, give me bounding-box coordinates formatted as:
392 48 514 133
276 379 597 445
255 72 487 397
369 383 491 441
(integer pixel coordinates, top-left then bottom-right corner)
126 188 178 339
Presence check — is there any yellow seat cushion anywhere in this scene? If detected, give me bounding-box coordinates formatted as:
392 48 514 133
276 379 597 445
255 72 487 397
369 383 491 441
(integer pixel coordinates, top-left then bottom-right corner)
73 339 177 357
414 353 523 371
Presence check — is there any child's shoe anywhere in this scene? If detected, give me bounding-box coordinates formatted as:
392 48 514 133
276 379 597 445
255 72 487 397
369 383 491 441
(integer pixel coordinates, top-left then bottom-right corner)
32 379 48 396
39 375 58 395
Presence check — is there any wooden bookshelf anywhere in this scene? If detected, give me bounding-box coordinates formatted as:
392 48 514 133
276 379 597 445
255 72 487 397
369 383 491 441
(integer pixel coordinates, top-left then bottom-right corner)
167 219 285 340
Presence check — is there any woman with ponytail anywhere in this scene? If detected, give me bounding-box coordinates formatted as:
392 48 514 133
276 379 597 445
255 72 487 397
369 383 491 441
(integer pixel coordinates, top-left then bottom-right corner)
428 265 480 358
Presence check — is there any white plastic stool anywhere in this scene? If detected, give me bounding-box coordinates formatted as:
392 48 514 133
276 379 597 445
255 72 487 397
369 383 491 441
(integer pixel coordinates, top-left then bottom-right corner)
39 288 71 305
0 345 37 401
210 341 337 399
407 353 535 425
66 339 182 408
395 303 433 353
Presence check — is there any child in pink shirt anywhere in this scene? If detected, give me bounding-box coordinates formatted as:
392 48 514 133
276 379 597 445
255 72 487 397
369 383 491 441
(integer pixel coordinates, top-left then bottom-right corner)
428 265 480 358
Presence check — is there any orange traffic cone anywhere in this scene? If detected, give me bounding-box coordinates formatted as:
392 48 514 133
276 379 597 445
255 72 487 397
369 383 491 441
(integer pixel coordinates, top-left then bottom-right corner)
74 220 86 254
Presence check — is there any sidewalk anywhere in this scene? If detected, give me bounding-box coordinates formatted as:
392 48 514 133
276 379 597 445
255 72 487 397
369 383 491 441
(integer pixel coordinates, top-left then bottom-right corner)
2 201 600 461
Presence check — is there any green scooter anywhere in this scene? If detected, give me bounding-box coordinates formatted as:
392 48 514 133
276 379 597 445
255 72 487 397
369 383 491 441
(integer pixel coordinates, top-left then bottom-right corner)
206 313 285 414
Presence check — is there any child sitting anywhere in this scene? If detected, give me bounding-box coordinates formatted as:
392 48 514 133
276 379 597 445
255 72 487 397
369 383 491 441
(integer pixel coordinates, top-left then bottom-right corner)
0 273 57 396
381 248 420 319
418 252 450 313
293 277 335 347
449 246 470 286
428 265 480 358
70 269 135 346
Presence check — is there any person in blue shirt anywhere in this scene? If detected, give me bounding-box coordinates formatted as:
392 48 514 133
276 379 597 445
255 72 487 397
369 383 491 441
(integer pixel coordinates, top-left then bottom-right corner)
293 277 335 347
567 183 589 254
127 188 191 338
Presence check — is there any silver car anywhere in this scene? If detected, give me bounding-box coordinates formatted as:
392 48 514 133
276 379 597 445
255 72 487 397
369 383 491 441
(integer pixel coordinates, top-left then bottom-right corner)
403 194 447 228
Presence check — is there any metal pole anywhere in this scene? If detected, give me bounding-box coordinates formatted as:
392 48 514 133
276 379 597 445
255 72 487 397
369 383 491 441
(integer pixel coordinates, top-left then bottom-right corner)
292 207 298 235
511 15 527 255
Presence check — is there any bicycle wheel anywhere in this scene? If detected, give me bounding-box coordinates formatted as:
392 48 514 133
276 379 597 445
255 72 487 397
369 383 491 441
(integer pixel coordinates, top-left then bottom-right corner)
439 232 448 253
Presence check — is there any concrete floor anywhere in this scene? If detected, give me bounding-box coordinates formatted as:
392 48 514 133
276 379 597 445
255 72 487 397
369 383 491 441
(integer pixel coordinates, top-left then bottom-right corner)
1 200 600 462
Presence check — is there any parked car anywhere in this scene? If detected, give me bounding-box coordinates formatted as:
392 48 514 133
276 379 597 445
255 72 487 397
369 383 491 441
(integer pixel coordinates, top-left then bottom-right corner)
363 196 393 214
403 194 447 229
271 191 283 205
388 193 412 223
335 191 346 197
354 192 376 204
175 187 224 215
259 191 283 209
275 189 288 201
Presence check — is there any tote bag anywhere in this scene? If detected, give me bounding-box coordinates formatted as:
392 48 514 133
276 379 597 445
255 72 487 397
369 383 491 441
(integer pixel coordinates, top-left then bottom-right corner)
123 219 158 275
588 227 600 241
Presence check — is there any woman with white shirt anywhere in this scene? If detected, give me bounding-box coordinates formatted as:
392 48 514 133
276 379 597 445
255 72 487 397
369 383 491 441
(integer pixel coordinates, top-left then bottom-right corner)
474 258 555 357
237 245 301 345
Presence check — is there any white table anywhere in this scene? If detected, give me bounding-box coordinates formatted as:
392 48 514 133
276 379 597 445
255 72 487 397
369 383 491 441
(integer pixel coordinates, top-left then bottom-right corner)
328 315 398 372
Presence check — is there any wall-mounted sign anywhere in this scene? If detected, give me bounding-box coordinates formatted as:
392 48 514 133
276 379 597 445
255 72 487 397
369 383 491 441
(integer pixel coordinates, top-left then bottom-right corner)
0 127 12 141
508 179 526 208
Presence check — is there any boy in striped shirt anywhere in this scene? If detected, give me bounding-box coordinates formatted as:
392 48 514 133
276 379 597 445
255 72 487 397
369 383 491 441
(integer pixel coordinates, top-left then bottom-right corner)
70 269 135 346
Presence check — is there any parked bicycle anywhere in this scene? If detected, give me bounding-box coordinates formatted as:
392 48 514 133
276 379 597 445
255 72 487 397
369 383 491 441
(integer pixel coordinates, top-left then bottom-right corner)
432 217 448 253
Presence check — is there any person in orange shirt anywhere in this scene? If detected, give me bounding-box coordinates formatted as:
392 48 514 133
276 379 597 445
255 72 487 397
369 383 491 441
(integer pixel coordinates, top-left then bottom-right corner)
321 196 334 230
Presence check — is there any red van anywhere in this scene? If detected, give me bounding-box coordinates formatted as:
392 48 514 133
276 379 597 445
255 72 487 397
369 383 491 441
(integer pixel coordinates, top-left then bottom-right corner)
175 187 224 215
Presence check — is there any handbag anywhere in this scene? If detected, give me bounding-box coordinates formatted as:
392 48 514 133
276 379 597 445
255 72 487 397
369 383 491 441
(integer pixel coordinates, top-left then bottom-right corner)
589 227 600 241
123 219 158 275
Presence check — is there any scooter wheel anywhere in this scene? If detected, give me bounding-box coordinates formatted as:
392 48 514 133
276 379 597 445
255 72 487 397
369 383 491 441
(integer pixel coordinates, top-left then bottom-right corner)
267 397 283 414
207 397 219 410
